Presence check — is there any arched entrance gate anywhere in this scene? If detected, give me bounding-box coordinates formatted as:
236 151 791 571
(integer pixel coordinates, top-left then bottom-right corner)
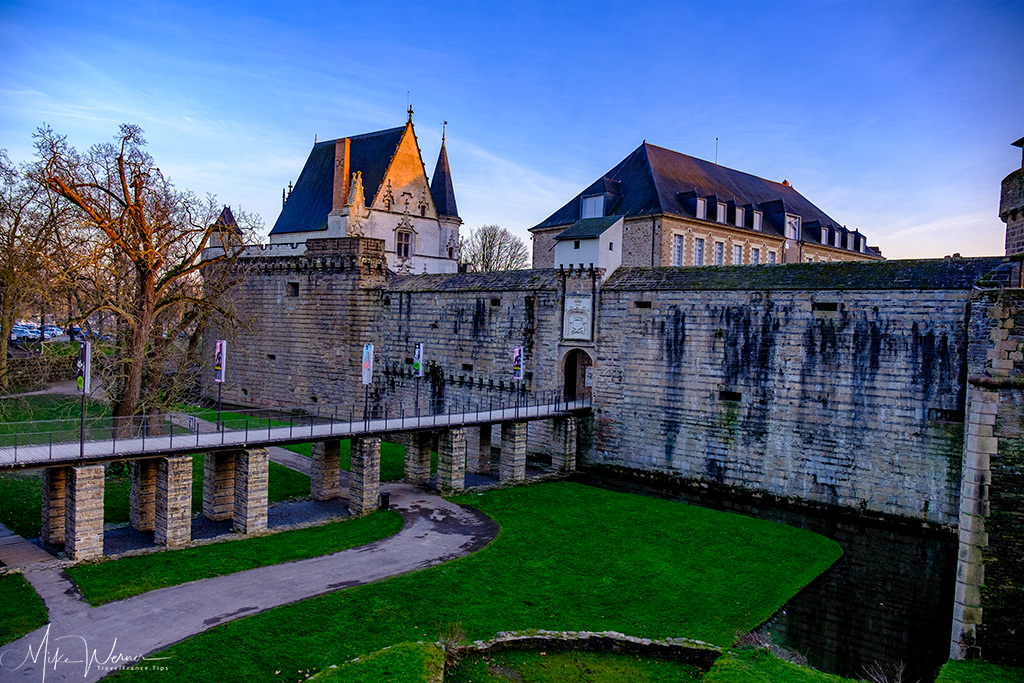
562 349 593 401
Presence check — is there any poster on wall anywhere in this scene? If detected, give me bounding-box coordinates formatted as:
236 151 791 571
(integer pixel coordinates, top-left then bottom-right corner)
413 343 423 377
362 344 374 384
214 340 227 383
512 346 524 381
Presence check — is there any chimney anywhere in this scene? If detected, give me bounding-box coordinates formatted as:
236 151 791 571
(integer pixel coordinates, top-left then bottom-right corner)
332 138 351 213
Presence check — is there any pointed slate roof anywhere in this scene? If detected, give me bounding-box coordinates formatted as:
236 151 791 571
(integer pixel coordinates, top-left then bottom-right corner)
531 142 874 254
430 140 459 217
213 205 241 234
269 126 406 235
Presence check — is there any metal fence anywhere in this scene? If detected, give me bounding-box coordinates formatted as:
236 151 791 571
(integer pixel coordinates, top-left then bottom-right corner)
0 391 592 468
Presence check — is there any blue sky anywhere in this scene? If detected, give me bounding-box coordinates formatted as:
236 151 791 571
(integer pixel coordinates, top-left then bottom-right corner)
2 0 1022 260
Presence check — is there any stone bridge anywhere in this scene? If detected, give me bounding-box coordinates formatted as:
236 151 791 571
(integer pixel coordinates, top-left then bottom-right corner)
0 398 591 562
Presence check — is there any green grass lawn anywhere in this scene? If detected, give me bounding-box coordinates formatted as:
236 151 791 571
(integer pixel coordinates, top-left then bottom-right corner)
67 509 404 605
937 659 1024 683
702 648 856 683
448 649 704 683
0 394 109 433
0 572 48 646
110 481 841 683
309 642 444 683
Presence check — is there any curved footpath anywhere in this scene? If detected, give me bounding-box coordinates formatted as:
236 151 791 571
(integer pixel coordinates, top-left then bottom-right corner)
0 484 497 682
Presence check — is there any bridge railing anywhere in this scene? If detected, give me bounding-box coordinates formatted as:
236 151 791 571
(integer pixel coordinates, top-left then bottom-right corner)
0 390 592 466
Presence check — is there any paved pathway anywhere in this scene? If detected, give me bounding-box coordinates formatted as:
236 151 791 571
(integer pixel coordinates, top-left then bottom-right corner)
0 483 497 682
0 525 53 568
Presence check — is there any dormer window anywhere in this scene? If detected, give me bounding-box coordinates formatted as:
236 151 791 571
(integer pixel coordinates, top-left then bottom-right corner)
734 207 745 228
397 230 412 258
716 202 727 223
847 232 855 250
752 211 762 231
581 195 603 219
695 198 706 220
784 214 801 240
834 229 842 248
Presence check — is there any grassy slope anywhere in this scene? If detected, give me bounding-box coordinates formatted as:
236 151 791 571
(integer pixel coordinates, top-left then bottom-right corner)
67 510 404 605
448 650 703 683
0 572 48 646
310 642 445 683
703 649 856 683
111 481 841 683
937 659 1024 683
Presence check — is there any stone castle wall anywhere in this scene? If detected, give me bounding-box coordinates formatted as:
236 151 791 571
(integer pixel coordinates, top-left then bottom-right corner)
591 281 972 525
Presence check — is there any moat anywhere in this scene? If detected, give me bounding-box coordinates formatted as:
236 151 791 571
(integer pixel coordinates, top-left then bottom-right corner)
579 468 956 682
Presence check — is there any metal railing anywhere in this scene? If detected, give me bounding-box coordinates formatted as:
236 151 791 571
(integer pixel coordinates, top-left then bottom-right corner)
0 390 592 468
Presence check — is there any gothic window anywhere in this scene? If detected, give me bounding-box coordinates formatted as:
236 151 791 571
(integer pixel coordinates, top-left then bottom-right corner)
397 231 412 258
382 181 394 210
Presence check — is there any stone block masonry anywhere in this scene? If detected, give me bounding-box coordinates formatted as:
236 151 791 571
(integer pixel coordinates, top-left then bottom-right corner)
404 432 431 485
41 466 66 545
65 465 104 561
438 428 467 493
129 459 158 531
471 424 492 475
349 437 381 516
203 451 236 521
311 440 342 500
551 417 577 471
155 456 192 547
234 448 269 533
500 422 527 482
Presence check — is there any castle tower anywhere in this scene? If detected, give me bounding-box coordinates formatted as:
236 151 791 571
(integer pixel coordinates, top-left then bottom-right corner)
1001 136 1024 256
430 124 463 262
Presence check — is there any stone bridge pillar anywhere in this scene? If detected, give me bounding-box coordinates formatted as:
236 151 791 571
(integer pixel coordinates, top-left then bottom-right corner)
551 417 577 472
41 467 66 546
203 451 236 521
65 464 105 561
500 422 527 482
234 448 269 534
468 425 492 475
404 432 432 485
311 440 342 500
438 428 467 494
349 437 380 516
155 456 192 547
130 459 158 531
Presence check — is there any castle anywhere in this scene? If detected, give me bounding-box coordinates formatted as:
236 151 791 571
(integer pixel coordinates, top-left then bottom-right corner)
209 126 1024 664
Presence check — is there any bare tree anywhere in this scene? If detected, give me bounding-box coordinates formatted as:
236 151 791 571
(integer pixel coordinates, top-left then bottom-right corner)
35 124 259 424
459 225 530 272
0 150 62 390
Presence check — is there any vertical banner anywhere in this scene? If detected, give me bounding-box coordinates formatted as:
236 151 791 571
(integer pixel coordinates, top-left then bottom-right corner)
362 344 374 384
214 340 227 383
413 343 424 378
77 341 91 394
512 345 524 381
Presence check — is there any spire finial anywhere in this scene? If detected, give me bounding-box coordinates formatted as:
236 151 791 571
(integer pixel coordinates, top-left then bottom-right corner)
442 120 447 143
407 92 413 123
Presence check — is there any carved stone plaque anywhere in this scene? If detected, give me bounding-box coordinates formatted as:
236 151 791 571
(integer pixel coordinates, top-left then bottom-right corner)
563 294 593 341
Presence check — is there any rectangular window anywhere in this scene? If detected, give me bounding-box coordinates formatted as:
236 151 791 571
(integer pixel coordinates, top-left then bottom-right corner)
286 281 299 297
695 198 706 220
785 215 801 240
847 232 855 250
753 211 762 231
574 240 581 249
609 242 614 251
397 231 411 258
767 251 776 264
733 245 742 264
734 207 745 228
714 242 724 265
694 237 705 265
751 248 760 265
716 202 727 223
581 195 603 219
672 235 684 266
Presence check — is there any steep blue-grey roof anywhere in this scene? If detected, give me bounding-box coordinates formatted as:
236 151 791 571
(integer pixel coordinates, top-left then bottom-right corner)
430 140 459 217
530 142 873 254
270 126 406 236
